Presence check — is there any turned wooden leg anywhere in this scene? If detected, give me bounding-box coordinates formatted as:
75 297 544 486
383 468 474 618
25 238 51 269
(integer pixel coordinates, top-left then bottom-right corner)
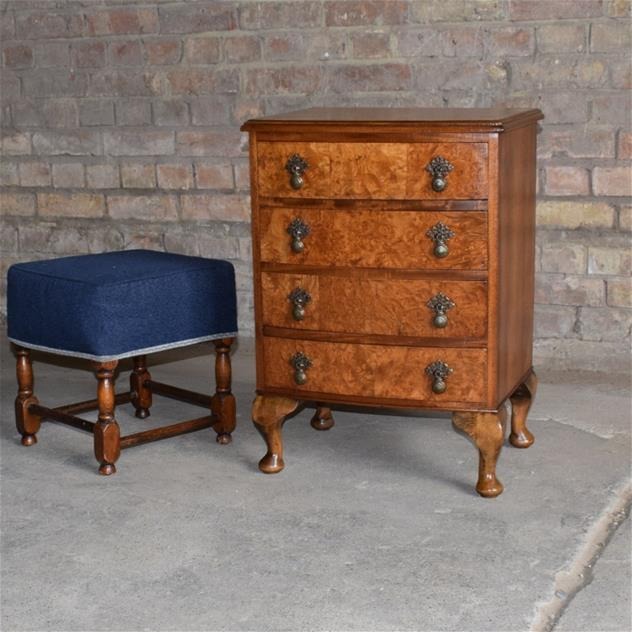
509 369 537 449
252 395 299 474
310 405 335 431
15 347 41 446
210 338 236 445
93 361 121 476
452 406 507 498
130 355 152 419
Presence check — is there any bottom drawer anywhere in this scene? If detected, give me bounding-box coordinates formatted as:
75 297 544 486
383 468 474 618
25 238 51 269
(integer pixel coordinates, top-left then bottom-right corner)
262 337 487 406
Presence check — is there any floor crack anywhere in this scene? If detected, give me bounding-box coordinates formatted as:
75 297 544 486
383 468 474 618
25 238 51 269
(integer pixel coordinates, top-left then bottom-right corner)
530 480 632 631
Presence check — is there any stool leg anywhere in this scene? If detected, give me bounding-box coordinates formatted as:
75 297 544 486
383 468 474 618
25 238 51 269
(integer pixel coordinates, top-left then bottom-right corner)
15 347 41 446
93 361 121 476
310 405 335 431
210 337 236 445
130 355 152 419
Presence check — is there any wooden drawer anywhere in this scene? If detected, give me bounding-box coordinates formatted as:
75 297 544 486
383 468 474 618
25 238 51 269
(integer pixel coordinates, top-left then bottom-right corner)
261 272 487 339
262 337 487 405
256 141 488 200
259 208 488 270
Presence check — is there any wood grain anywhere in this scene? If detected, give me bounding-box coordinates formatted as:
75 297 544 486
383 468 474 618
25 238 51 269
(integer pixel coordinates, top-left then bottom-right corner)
261 272 488 339
257 141 488 199
259 208 488 270
262 337 487 405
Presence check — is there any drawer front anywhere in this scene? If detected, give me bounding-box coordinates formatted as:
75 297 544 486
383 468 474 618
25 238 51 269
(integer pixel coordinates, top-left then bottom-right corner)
259 208 488 270
262 337 487 405
262 272 487 339
257 142 488 200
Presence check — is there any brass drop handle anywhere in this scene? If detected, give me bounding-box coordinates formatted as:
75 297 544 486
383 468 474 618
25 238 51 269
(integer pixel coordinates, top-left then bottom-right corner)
426 222 454 258
425 156 454 192
427 292 455 329
288 287 311 321
285 154 309 190
425 360 453 394
287 218 310 253
290 351 312 385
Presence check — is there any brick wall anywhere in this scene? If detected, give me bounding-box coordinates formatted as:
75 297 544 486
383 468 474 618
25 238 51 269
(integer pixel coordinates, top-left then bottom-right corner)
1 0 630 370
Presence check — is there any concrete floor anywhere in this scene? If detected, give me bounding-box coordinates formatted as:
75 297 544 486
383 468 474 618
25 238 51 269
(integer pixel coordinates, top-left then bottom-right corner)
1 339 630 632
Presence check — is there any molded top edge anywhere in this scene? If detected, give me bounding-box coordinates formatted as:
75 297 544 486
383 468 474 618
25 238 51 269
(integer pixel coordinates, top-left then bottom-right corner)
241 107 543 132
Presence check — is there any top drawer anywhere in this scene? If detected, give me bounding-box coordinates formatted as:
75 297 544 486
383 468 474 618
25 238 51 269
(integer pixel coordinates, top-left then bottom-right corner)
256 141 488 200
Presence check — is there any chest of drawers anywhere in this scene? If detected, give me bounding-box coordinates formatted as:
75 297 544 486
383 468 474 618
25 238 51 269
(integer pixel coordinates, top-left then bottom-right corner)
241 107 543 497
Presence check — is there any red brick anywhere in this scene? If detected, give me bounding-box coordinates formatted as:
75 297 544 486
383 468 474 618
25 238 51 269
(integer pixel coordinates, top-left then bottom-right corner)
103 130 174 156
144 39 182 65
86 164 119 189
224 35 261 62
109 40 143 66
157 163 194 190
593 167 632 196
545 166 590 196
350 32 392 58
181 194 249 222
0 192 36 216
121 163 156 188
52 163 84 188
328 63 411 93
240 2 321 29
19 161 51 187
184 37 221 65
617 131 632 159
165 68 239 95
176 130 243 157
85 8 158 36
440 26 484 58
325 1 408 26
194 163 234 189
487 27 534 57
107 194 178 221
38 192 105 218
159 3 236 34
16 13 83 39
72 41 106 68
509 0 603 20
3 44 33 68
88 70 155 97
262 33 305 61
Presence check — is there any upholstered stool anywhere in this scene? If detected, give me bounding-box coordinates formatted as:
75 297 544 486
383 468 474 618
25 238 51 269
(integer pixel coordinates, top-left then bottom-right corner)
7 249 238 475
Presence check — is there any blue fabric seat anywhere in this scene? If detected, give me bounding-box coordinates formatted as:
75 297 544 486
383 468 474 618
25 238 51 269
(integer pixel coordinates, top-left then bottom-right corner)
7 249 238 361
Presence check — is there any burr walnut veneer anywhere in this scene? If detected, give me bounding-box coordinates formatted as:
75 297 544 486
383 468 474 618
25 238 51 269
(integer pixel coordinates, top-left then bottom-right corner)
242 107 543 497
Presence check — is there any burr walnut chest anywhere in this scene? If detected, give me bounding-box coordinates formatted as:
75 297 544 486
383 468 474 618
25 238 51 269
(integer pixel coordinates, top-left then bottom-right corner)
241 107 543 497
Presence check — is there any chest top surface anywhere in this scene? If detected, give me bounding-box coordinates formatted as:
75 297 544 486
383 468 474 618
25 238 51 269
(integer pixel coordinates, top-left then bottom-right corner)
241 107 543 133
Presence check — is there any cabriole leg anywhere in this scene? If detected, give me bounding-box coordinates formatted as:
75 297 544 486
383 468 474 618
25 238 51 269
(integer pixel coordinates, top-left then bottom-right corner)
252 395 299 474
130 355 152 419
93 361 121 476
211 338 236 445
509 369 537 448
15 347 41 446
310 405 335 431
452 407 507 498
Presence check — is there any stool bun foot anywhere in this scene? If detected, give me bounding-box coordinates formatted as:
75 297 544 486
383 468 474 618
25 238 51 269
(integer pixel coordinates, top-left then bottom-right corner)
310 406 335 431
15 347 42 447
98 463 116 476
94 361 121 476
216 432 232 445
134 408 150 420
21 434 37 447
252 395 299 475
